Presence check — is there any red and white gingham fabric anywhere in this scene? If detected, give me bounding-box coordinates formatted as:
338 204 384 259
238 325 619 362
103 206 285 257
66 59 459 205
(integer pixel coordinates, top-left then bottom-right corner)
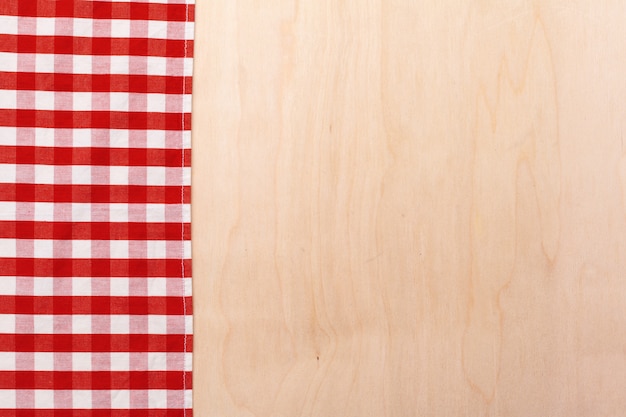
0 1 193 415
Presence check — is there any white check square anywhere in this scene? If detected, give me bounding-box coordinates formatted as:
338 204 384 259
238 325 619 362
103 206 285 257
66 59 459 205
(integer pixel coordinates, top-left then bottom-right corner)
33 128 54 147
184 238 192 259
147 277 166 297
147 130 166 148
0 53 17 72
72 239 91 258
148 315 166 334
72 315 91 334
73 18 93 38
0 201 16 221
0 239 15 258
72 165 92 185
183 94 192 113
34 352 54 371
73 129 92 147
148 20 168 38
72 203 91 222
111 389 130 409
110 92 129 112
148 352 167 371
33 278 54 296
146 166 166 185
0 15 18 35
74 92 92 111
110 166 129 186
73 278 92 296
146 205 165 222
0 314 15 333
34 390 54 409
34 239 53 258
185 389 193 408
184 278 192 297
35 164 55 185
0 128 17 146
73 390 92 409
110 240 129 258
110 353 130 372
73 55 92 74
147 240 166 259
0 351 15 369
148 390 167 408
34 202 54 221
0 90 16 109
111 19 131 38
72 352 92 371
110 277 129 296
111 56 129 74
0 277 16 295
109 204 129 222
34 315 53 334
110 315 130 334
35 91 55 111
147 56 166 74
36 17 56 36
182 130 191 149
184 22 195 40
183 57 193 76
110 129 130 148
147 94 166 113
183 204 191 222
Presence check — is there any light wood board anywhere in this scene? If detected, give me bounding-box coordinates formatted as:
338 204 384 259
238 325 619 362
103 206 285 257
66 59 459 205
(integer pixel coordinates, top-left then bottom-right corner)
191 1 626 415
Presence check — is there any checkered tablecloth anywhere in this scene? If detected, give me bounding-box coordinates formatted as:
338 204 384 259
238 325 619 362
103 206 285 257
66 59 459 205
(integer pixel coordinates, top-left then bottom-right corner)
0 1 194 415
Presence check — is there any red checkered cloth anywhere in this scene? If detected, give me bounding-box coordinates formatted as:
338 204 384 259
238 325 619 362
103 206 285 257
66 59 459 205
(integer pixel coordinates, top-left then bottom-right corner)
0 1 194 415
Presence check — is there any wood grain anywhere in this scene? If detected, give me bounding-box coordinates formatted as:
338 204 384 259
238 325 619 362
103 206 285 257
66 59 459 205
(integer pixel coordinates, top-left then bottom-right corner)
191 1 626 415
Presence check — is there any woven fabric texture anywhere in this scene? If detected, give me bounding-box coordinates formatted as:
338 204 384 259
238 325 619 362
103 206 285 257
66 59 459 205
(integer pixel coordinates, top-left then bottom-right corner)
0 1 194 415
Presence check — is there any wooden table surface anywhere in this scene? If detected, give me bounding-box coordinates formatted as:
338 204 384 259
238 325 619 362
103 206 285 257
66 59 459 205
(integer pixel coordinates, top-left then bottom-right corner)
191 1 626 415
